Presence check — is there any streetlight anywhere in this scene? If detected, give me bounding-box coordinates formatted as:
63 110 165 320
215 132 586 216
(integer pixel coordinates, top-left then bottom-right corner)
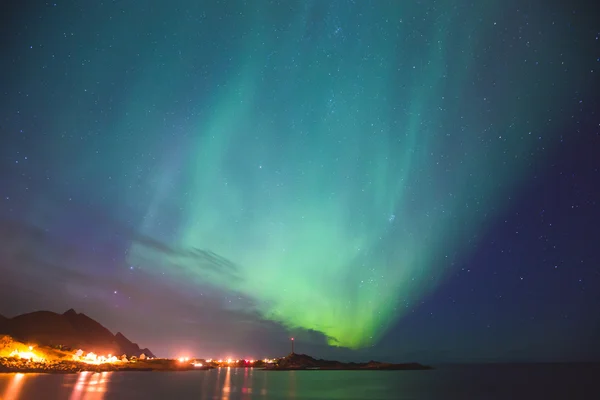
291 337 294 354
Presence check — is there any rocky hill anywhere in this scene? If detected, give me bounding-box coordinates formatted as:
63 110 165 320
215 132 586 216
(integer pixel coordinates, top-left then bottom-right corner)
0 314 7 333
0 309 154 357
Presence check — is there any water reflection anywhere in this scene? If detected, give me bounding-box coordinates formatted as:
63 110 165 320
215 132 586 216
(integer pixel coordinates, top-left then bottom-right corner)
260 367 268 397
2 373 26 400
69 371 111 400
241 367 251 400
221 367 231 400
0 364 594 400
288 371 297 399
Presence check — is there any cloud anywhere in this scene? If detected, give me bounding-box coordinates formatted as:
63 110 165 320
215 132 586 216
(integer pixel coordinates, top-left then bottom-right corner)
0 217 336 357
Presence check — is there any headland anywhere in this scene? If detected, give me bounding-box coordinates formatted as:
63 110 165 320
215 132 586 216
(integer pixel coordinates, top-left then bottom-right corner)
263 352 432 371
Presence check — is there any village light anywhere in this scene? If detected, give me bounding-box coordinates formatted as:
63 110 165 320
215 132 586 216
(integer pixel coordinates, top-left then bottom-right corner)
9 349 44 363
72 351 121 364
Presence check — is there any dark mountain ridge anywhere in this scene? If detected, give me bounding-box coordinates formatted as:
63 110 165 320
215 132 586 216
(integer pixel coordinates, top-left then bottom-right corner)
0 314 7 333
0 309 154 358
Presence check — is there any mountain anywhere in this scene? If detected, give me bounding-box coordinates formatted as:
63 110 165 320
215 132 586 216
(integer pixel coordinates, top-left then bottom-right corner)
0 314 7 333
0 309 154 358
114 332 154 358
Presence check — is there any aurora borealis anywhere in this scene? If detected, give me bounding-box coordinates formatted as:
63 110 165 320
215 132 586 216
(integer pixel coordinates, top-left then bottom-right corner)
127 0 592 348
1 1 599 361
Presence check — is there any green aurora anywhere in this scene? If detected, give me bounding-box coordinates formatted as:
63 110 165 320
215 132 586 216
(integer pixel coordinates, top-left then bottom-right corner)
125 1 589 348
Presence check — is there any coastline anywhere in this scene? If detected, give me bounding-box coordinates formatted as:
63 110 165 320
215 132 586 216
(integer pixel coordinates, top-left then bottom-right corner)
0 361 431 374
0 359 211 374
262 353 432 371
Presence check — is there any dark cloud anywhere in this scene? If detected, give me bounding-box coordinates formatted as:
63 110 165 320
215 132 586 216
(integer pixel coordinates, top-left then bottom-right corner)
0 217 337 358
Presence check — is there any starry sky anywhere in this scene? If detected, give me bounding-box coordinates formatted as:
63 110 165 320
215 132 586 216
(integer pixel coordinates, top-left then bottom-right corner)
1 0 599 363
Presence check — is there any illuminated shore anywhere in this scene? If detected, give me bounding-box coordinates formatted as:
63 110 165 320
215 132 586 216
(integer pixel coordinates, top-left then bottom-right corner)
0 355 276 374
0 336 210 374
0 336 278 374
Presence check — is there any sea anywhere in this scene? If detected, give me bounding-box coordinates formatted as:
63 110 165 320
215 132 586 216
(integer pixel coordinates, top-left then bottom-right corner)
0 364 598 400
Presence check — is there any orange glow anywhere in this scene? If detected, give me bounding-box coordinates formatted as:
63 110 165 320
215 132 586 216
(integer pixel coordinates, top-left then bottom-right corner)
72 351 120 364
9 350 44 362
69 371 88 400
221 366 231 400
69 371 111 400
2 373 26 400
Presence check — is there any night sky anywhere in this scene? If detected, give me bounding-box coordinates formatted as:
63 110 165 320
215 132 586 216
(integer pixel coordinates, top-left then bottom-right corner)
1 0 599 363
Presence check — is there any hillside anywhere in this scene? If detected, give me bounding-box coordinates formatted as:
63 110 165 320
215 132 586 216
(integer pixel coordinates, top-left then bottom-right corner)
0 309 154 358
114 331 153 358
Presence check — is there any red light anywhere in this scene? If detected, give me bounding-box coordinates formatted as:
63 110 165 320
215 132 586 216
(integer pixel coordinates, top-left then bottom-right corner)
291 337 294 340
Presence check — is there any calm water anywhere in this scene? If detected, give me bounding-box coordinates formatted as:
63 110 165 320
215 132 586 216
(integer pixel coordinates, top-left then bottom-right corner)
0 364 598 400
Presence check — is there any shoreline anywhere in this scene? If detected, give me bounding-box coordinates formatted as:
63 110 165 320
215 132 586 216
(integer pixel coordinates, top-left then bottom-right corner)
0 366 212 374
0 359 212 374
0 364 431 374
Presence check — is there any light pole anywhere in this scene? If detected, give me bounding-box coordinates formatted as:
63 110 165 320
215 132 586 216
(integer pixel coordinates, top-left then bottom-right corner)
291 337 294 354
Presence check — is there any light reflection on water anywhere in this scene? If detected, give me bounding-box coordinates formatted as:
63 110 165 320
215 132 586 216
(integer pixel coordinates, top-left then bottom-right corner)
0 364 598 399
288 371 296 400
221 367 230 400
2 372 26 400
68 371 111 400
0 368 295 399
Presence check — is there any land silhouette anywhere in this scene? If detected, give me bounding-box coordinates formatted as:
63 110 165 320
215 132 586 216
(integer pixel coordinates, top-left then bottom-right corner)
0 309 153 358
0 308 430 373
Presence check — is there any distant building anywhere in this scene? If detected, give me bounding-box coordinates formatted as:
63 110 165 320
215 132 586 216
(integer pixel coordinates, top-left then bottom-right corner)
139 353 146 360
